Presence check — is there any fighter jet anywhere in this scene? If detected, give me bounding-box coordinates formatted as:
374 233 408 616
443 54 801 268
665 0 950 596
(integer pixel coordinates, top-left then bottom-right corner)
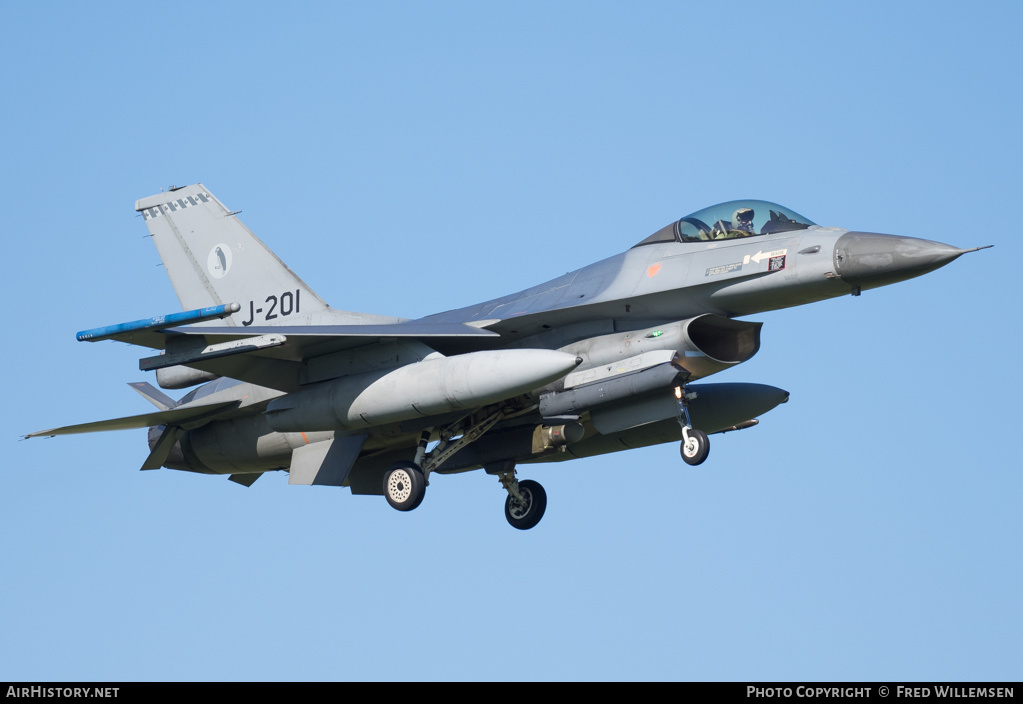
26 185 990 529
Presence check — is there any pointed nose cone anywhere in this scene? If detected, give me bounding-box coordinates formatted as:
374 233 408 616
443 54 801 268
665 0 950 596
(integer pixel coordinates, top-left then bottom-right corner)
834 232 974 289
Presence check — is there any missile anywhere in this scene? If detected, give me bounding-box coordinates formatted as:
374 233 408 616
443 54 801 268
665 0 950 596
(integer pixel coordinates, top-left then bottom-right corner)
266 349 582 432
76 303 240 342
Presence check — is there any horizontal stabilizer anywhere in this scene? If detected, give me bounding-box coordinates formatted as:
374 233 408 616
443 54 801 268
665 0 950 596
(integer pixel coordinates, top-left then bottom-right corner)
25 400 240 438
128 382 177 411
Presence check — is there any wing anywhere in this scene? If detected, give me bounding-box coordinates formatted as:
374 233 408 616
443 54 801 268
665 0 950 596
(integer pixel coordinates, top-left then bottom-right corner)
75 307 503 392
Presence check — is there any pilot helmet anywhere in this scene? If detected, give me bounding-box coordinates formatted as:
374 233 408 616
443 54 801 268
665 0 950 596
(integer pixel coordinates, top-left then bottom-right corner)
732 207 755 232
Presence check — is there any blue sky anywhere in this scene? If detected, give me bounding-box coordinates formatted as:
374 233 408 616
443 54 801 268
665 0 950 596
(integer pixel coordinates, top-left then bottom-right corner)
2 0 1020 681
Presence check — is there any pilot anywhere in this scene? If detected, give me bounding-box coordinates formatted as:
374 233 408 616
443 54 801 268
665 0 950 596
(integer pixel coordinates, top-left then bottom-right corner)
732 207 756 234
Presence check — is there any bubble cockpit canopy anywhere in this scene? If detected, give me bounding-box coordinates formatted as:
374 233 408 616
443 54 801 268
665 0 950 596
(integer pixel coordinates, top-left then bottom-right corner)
633 200 817 248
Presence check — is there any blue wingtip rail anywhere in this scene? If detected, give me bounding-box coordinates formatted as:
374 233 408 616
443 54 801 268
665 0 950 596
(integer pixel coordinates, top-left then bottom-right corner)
76 303 241 342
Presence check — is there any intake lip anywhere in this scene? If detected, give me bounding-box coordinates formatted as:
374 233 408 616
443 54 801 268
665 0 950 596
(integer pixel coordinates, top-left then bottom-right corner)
684 315 762 363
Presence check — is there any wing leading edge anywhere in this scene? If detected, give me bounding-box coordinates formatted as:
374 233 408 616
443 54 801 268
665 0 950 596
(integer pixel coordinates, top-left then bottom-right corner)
74 306 504 391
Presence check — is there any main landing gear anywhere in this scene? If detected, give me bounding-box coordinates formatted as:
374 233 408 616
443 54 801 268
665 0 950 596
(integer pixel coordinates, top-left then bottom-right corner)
383 461 426 512
497 471 547 530
383 407 506 512
380 407 549 529
675 383 710 466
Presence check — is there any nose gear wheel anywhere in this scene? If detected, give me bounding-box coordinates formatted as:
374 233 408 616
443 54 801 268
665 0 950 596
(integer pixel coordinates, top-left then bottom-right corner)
680 427 709 466
675 382 710 466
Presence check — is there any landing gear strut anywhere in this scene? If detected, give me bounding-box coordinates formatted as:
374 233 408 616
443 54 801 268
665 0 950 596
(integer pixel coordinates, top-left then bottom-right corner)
675 383 710 466
381 407 553 529
382 407 509 514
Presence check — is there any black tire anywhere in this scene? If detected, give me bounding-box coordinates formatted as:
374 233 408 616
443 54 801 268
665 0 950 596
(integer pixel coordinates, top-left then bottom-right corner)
383 461 426 511
680 428 710 466
504 479 547 530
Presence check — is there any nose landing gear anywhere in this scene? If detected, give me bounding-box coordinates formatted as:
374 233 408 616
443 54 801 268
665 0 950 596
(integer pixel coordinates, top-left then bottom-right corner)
675 383 710 466
680 427 710 465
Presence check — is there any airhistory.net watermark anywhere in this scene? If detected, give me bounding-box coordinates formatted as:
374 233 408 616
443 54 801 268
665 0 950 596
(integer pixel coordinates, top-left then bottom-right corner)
6 688 118 698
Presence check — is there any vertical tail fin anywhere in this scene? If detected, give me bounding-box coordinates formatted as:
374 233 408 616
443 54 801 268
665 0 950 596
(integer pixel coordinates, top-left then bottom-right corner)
135 184 334 326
